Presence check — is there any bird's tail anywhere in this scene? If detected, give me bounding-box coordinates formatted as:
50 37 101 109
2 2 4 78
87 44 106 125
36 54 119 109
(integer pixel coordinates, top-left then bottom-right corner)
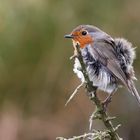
127 80 140 106
114 38 140 105
114 38 136 65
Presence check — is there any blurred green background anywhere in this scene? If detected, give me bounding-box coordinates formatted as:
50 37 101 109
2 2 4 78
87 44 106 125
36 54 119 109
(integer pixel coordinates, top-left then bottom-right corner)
0 0 140 139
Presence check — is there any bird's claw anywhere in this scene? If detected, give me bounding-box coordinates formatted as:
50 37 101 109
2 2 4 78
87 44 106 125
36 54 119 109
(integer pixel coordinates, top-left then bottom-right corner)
102 96 112 111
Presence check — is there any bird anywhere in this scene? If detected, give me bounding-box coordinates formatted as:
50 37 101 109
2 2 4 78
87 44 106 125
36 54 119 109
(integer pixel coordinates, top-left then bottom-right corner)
64 25 140 108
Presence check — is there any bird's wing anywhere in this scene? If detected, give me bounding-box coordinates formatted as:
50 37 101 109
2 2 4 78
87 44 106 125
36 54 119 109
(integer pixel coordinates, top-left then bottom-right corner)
90 38 140 105
91 39 129 89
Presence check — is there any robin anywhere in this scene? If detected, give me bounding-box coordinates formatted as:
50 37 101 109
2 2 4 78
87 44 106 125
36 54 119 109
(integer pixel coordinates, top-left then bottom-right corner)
65 25 140 107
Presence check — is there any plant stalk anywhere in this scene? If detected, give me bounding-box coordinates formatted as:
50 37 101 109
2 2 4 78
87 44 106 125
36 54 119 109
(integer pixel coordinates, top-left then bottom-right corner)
75 43 121 140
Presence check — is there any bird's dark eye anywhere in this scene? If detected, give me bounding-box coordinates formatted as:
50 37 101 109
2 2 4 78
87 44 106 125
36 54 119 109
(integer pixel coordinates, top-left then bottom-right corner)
81 30 87 36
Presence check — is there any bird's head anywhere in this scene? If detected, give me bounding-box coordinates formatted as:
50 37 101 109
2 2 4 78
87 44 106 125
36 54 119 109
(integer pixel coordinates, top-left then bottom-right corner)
65 25 101 48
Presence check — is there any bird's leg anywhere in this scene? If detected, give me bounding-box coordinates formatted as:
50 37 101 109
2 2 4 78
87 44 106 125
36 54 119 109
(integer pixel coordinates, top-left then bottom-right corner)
102 89 117 111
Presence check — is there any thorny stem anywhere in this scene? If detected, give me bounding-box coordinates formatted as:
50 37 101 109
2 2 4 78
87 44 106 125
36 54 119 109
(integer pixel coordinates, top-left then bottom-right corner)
75 43 121 140
57 43 122 140
57 131 110 140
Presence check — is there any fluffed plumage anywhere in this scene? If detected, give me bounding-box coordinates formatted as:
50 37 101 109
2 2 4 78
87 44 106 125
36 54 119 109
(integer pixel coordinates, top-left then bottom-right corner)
66 25 140 105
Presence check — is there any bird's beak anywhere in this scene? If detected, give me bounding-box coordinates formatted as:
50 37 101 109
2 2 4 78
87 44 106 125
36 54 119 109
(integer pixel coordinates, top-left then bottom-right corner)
64 34 74 39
